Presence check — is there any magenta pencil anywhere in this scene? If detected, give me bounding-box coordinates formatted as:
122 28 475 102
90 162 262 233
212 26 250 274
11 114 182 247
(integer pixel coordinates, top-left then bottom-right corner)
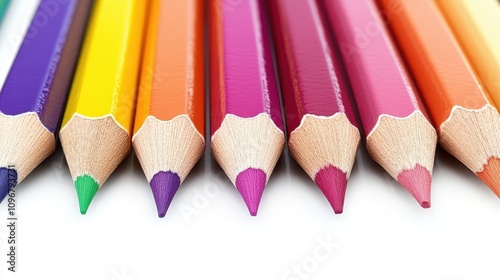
269 0 360 213
210 0 285 216
323 0 438 207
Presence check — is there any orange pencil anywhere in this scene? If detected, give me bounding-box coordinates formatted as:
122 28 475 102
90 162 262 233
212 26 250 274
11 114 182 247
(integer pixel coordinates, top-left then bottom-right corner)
132 0 205 217
378 0 500 196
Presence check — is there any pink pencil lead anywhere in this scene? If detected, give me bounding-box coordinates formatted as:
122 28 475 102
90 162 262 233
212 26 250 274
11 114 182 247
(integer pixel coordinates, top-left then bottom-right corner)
397 165 432 209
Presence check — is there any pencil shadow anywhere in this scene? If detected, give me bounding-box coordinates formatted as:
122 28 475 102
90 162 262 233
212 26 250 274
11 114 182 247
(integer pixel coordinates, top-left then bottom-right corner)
353 142 414 201
207 148 235 193
282 146 315 188
103 151 141 187
130 150 147 180
433 145 493 198
19 145 73 197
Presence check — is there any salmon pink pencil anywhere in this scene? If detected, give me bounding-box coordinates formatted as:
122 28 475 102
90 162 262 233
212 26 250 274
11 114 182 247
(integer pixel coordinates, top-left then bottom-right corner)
378 0 500 197
133 0 205 217
323 0 438 208
269 0 360 214
210 0 285 216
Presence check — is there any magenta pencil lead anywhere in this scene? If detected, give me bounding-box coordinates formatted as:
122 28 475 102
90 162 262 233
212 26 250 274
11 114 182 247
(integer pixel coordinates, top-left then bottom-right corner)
236 168 267 216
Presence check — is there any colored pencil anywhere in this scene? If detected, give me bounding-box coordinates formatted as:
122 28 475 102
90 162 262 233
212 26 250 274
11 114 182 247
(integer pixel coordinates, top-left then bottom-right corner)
0 0 92 203
210 0 285 216
378 0 500 197
0 0 39 89
269 0 360 214
133 0 205 218
60 0 148 214
323 0 438 208
0 0 10 24
435 0 500 109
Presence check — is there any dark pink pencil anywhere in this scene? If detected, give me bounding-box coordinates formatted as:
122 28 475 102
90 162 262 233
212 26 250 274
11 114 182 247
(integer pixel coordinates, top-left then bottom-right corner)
269 0 360 213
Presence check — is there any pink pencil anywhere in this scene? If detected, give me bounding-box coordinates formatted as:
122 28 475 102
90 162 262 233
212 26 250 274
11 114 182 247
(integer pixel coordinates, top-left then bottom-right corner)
210 0 285 216
323 0 438 207
269 0 360 213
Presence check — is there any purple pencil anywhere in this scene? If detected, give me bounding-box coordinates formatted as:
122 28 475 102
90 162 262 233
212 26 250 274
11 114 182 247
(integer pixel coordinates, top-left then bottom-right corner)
0 0 92 203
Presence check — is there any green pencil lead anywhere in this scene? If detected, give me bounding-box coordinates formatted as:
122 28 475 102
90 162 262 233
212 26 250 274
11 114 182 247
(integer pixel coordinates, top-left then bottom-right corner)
75 175 99 215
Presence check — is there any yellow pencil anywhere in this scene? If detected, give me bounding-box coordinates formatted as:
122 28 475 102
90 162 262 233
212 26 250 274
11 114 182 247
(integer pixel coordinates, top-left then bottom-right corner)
436 0 500 107
60 0 148 214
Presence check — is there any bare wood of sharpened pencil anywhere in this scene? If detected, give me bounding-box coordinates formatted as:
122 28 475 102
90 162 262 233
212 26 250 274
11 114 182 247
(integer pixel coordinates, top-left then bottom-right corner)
368 112 436 180
59 116 130 185
133 116 205 183
0 114 54 181
441 106 500 195
441 106 500 173
289 114 359 180
211 114 285 184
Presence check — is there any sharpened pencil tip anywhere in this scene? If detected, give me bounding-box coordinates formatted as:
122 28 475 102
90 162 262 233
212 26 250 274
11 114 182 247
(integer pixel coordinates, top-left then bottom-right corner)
477 157 500 197
397 164 432 208
420 201 431 209
314 165 348 214
75 175 99 215
0 167 17 204
150 171 181 218
235 168 267 216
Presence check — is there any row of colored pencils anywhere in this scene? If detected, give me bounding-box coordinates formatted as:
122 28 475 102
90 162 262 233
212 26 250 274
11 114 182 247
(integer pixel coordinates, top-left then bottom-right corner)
1 0 500 217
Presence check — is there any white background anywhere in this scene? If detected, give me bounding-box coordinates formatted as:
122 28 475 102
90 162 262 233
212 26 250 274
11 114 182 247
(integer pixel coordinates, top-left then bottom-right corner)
2 1 500 280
